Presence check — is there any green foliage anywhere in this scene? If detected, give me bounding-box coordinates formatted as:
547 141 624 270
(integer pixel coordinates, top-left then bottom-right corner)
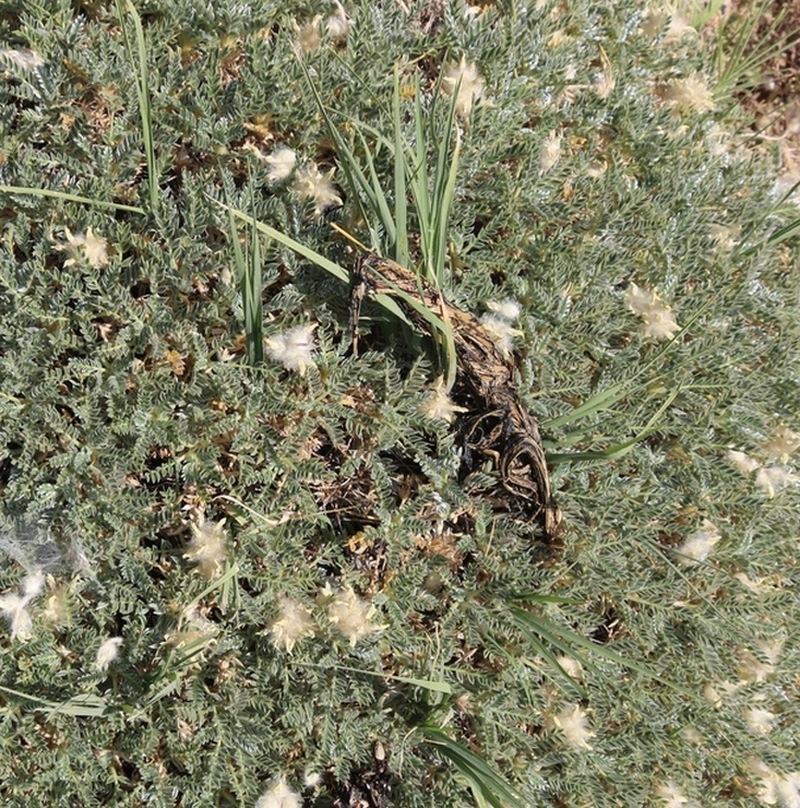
225 182 265 366
114 0 159 213
301 62 462 390
1 1 799 807
711 0 797 97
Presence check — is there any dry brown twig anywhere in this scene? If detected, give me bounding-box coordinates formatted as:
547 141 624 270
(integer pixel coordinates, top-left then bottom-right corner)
359 253 564 540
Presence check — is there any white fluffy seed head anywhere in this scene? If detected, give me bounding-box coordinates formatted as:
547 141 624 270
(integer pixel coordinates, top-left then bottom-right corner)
325 585 387 647
441 56 486 118
0 570 45 641
292 164 342 217
551 703 595 750
486 299 521 322
659 74 715 115
95 636 123 671
185 519 228 579
264 146 297 184
265 324 317 375
675 519 721 565
270 596 316 653
480 314 523 356
255 777 302 808
418 377 467 423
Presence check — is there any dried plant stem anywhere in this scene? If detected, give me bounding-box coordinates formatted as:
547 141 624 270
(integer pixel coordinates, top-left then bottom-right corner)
360 253 563 538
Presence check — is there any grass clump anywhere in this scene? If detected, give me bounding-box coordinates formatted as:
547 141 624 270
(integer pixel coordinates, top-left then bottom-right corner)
1 1 799 807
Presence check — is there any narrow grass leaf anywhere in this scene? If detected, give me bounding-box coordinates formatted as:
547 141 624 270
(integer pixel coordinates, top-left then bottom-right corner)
542 303 713 433
747 217 800 254
431 88 461 290
353 125 396 247
140 674 184 714
542 380 629 429
688 0 727 28
422 726 528 808
210 196 413 326
508 593 583 606
0 684 110 717
547 390 678 463
225 203 246 282
507 609 607 684
246 184 264 365
0 684 60 709
295 63 460 389
294 661 452 694
185 562 240 612
115 0 158 212
0 185 145 214
390 674 452 694
44 693 110 718
509 606 699 699
481 624 587 699
393 68 410 268
370 265 453 345
546 432 658 463
714 0 792 95
297 58 385 248
210 197 349 283
224 197 248 319
411 76 432 281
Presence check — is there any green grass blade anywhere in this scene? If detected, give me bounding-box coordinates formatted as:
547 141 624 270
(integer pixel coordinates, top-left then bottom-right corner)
546 434 657 463
440 313 458 392
390 674 452 694
222 184 258 363
210 196 349 283
431 84 461 289
748 217 800 253
508 593 584 606
335 130 384 250
210 196 413 327
422 727 528 808
508 610 607 683
0 184 145 214
370 292 414 326
246 183 264 365
139 674 184 713
0 684 60 709
411 75 433 282
393 68 410 268
542 379 629 429
509 606 699 700
430 99 461 393
225 202 246 283
297 59 385 248
367 262 456 361
714 0 791 94
481 623 587 699
266 62 459 388
43 693 110 718
547 391 678 463
434 125 461 289
352 124 396 246
770 177 800 210
115 0 158 212
688 0 727 28
543 291 719 433
295 661 453 694
0 684 110 717
184 563 240 614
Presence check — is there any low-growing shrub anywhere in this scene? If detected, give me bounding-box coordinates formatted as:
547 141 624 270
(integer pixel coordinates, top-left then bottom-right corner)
1 1 798 806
